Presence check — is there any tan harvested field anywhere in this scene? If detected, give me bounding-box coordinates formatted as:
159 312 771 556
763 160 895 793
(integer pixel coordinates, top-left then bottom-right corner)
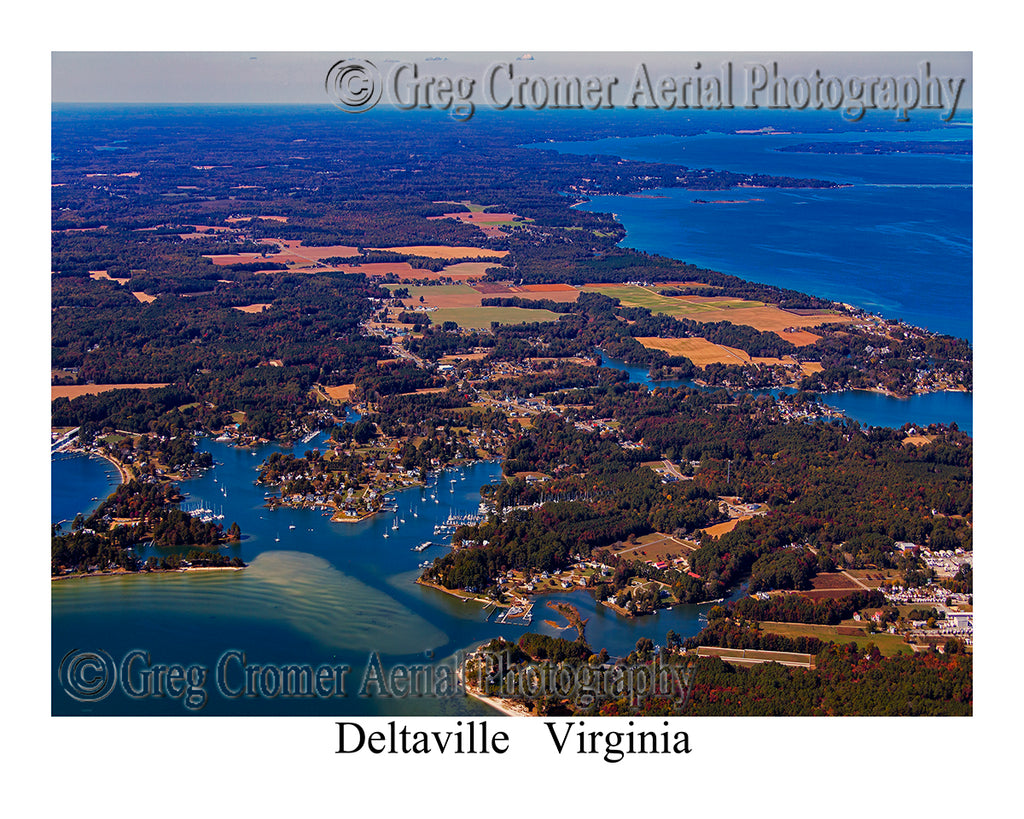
322 383 356 401
52 383 170 401
440 262 496 280
636 337 800 369
341 261 494 282
800 362 824 376
510 286 582 303
398 285 485 310
428 211 529 238
701 516 752 537
585 285 849 335
776 328 822 347
225 215 289 223
692 303 851 334
440 352 488 363
132 292 157 303
205 239 360 266
339 262 433 279
89 270 131 285
233 303 272 314
370 245 509 259
903 434 937 447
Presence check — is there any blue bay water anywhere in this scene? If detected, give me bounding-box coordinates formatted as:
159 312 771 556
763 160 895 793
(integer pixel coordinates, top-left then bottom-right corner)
52 437 721 715
51 451 121 526
598 351 972 436
532 120 972 341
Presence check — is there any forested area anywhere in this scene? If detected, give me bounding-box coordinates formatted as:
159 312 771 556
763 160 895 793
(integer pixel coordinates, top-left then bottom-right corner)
428 378 970 604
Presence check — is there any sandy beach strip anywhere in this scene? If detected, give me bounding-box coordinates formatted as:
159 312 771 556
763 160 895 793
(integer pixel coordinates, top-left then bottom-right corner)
52 565 245 582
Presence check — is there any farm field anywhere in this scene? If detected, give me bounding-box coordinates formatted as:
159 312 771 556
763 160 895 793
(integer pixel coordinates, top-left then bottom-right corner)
581 284 762 316
701 516 752 537
89 270 130 285
581 284 849 340
517 283 579 293
756 621 913 657
846 568 904 589
316 383 356 402
52 383 170 401
386 284 483 310
695 645 814 667
510 285 582 303
233 303 272 313
611 531 698 562
636 336 800 368
795 572 867 600
205 238 360 266
428 210 532 237
428 306 562 330
369 245 509 259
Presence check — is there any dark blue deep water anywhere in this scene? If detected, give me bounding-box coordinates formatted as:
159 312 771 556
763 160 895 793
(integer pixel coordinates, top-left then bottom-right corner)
531 117 972 341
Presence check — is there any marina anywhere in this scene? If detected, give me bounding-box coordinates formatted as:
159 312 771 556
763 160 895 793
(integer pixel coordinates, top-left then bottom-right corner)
52 440 730 715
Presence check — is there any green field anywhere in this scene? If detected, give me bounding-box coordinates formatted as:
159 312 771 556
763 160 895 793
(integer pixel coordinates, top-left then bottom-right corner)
429 306 562 329
583 285 761 318
757 621 913 657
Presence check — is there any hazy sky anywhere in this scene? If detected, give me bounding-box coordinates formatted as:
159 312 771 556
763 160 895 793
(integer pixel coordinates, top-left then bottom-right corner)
52 51 972 108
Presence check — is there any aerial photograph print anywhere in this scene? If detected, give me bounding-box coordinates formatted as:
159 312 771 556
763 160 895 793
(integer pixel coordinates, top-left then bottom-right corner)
50 51 974 720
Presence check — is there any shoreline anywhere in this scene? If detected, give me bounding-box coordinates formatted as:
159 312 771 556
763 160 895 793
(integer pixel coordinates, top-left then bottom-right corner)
52 565 246 582
464 683 534 717
415 577 506 608
95 450 132 485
